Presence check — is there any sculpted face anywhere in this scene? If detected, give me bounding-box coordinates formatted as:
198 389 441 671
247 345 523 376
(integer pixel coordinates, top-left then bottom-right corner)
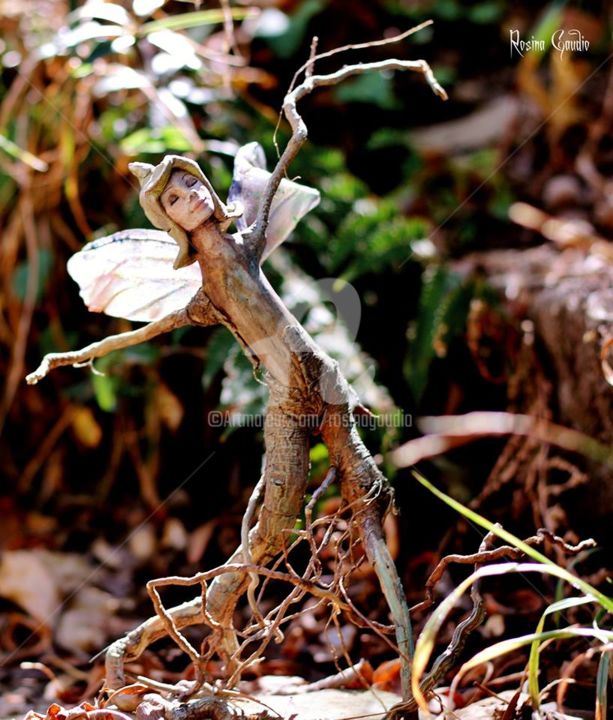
161 169 215 231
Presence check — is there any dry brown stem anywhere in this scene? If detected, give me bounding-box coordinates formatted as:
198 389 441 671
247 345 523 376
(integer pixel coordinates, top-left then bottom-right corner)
393 411 613 468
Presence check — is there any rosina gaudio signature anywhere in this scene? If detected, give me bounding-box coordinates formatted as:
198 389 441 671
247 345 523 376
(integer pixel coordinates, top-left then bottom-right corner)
509 28 590 59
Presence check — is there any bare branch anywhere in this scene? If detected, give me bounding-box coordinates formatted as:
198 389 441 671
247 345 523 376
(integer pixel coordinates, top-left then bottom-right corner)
305 36 319 79
291 20 435 92
149 563 348 608
25 309 191 385
249 54 447 256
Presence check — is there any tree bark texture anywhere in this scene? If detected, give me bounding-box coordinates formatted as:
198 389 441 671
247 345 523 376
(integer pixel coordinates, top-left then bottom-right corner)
456 243 613 520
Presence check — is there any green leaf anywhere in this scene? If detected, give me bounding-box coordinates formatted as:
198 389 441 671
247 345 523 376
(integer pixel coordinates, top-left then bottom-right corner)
87 343 158 411
435 0 462 21
309 443 329 465
468 2 503 24
308 440 327 469
86 39 115 62
320 171 368 204
333 198 429 278
92 372 118 412
12 249 53 304
120 126 192 154
366 127 411 151
140 8 252 34
429 65 457 87
70 62 94 79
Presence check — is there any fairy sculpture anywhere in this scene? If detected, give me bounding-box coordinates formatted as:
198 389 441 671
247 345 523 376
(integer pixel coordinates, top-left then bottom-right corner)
27 47 446 707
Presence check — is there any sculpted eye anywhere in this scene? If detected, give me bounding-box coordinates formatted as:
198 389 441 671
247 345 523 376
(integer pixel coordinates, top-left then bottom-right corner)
169 194 179 206
185 174 197 188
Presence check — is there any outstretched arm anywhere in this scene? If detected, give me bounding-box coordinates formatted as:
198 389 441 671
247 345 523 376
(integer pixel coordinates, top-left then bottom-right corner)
26 308 191 385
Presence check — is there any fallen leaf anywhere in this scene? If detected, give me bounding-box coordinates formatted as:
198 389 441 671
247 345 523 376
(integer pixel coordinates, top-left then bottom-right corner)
156 383 184 431
234 686 401 720
55 587 120 652
373 658 401 691
0 550 60 624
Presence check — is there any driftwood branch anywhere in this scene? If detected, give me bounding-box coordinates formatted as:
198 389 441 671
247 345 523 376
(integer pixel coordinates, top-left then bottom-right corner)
26 28 449 712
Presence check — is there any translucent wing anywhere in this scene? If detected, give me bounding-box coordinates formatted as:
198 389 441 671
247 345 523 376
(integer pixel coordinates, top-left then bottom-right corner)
228 141 320 260
67 229 201 323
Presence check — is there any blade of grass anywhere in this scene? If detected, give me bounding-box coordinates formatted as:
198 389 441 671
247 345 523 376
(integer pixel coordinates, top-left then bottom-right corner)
464 627 613 672
411 561 608 711
412 470 613 611
140 8 254 34
596 648 610 720
0 134 48 172
401 412 613 467
527 596 596 708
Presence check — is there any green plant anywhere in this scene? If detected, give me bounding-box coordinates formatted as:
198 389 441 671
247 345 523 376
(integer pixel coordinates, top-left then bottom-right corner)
411 471 612 712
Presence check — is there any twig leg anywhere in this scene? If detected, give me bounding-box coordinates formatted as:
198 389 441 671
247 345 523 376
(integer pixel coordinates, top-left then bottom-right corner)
204 402 310 673
105 401 311 689
362 511 412 698
321 408 413 701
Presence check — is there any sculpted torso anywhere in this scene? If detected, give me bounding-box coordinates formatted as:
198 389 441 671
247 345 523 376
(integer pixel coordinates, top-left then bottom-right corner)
162 169 322 394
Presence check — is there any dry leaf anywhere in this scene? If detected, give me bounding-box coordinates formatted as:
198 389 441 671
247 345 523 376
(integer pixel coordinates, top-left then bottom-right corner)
234 686 401 720
0 550 60 624
156 383 184 431
70 406 102 448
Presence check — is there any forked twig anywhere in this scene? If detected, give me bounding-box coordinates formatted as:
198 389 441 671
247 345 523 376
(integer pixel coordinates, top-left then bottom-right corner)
253 54 447 254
